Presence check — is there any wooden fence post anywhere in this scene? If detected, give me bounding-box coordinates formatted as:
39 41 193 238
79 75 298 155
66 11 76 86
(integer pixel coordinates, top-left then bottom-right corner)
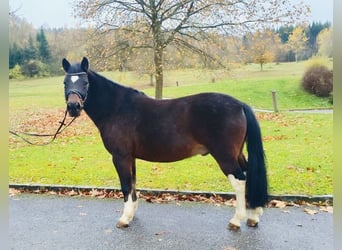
271 90 279 112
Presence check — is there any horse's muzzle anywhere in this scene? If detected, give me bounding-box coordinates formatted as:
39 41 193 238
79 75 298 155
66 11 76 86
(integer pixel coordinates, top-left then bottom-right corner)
66 93 83 117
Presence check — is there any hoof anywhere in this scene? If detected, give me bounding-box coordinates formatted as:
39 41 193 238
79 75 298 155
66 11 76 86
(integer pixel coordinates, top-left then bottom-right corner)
116 221 129 228
228 222 240 231
247 219 258 227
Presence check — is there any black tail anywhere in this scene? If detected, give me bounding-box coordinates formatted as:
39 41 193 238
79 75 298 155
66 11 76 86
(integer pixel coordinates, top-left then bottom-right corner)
242 104 268 208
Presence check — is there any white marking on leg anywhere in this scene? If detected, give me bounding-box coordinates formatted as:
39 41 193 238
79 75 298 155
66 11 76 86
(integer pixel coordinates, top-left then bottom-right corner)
228 174 247 227
248 207 263 224
71 75 79 83
118 194 138 226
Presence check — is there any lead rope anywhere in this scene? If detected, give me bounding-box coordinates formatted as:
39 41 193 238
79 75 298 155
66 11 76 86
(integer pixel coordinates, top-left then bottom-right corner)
9 109 77 146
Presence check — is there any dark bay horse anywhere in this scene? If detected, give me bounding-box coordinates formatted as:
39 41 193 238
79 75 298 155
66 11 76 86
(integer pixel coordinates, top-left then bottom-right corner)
62 57 268 230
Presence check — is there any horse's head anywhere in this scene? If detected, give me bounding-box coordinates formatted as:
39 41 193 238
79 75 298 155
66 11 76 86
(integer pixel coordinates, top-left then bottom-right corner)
62 57 89 117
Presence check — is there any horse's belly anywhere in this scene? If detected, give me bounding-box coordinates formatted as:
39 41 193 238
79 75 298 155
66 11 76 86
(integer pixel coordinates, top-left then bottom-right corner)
135 142 209 162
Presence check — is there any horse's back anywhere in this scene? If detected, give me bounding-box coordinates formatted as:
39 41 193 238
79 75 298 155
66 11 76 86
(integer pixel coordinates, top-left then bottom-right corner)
185 92 244 118
134 92 244 130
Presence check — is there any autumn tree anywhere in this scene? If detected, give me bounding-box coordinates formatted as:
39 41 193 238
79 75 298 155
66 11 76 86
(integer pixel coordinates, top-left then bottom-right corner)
317 28 333 58
287 26 308 62
74 0 308 98
243 30 281 70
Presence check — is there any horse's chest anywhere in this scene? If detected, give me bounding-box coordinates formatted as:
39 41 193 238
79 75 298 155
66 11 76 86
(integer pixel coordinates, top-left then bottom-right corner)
99 122 136 152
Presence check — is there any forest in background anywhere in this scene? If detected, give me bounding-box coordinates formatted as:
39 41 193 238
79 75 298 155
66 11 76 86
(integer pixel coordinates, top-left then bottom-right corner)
9 13 332 79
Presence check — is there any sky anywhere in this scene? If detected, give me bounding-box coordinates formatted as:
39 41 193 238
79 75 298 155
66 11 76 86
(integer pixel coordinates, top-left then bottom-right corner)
9 0 333 29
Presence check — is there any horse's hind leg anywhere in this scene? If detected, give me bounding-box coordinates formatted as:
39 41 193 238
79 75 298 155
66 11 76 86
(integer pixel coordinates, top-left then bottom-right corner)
112 155 138 228
214 154 247 230
247 207 263 227
227 172 247 230
238 154 263 227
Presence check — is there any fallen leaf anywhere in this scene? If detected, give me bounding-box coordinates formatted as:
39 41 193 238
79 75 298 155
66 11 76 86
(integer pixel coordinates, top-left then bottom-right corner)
269 199 287 208
286 165 296 170
224 199 236 207
90 189 105 197
98 194 107 199
144 195 153 203
320 206 333 213
304 208 318 215
68 190 78 196
9 188 21 197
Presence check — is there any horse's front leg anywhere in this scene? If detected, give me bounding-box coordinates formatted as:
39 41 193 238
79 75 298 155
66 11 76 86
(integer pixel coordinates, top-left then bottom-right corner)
112 155 138 228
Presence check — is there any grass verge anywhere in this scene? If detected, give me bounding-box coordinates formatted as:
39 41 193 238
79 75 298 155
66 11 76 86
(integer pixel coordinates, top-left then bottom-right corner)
9 62 333 195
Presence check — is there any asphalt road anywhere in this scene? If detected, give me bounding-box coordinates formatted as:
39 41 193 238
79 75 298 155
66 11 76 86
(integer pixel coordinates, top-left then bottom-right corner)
9 193 333 250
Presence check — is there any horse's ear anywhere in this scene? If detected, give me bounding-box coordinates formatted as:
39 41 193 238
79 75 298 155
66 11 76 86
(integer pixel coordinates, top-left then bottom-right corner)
62 58 70 72
81 57 89 72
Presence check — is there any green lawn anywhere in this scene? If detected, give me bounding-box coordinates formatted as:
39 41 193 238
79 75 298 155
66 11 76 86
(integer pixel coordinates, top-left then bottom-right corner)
9 62 333 195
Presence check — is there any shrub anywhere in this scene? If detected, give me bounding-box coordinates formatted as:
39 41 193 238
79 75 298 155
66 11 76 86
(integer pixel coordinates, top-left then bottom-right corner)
21 60 51 78
304 56 331 69
301 65 333 97
9 64 24 80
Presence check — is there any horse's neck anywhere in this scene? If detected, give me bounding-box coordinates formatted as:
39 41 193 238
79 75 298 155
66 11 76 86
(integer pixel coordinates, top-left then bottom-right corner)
84 71 122 125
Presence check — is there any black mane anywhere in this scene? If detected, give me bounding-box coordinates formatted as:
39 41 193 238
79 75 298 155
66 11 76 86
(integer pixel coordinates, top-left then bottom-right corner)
84 70 146 123
88 70 146 97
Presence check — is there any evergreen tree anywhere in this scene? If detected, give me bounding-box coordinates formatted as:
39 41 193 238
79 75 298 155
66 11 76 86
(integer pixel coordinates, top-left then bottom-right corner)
23 35 38 62
9 42 24 68
306 21 331 56
276 25 294 43
36 27 51 64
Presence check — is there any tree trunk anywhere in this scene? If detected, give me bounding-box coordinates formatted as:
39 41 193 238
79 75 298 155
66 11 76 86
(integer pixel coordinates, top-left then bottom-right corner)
154 45 163 99
150 73 154 86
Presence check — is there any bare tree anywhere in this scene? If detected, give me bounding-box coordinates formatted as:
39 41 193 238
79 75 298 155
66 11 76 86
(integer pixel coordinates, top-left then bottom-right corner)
74 0 309 98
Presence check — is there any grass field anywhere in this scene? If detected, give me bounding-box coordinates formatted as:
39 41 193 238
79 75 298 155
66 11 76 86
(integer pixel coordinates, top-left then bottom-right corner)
9 61 333 195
